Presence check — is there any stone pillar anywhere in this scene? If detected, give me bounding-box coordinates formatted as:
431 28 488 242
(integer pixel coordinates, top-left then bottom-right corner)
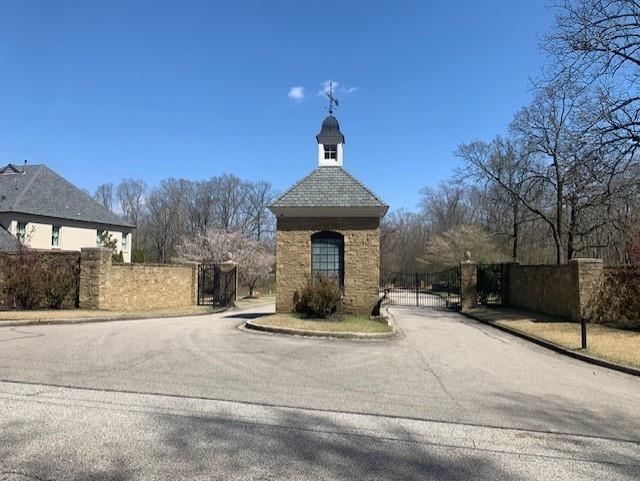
79 248 112 309
501 262 519 307
569 258 604 322
220 260 238 307
460 261 477 312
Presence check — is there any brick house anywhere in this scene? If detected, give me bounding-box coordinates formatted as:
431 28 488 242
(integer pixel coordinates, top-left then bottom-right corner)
269 113 388 314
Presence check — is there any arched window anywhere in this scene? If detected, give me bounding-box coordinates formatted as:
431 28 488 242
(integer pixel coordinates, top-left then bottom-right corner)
311 231 344 287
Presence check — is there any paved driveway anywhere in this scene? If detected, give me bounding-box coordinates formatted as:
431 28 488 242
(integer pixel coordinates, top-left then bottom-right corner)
1 304 639 480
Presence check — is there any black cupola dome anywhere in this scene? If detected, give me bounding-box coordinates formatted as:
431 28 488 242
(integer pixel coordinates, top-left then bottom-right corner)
316 115 345 145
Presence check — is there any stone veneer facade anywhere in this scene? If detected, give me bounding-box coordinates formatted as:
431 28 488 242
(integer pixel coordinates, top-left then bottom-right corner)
460 258 604 322
275 216 380 315
79 248 197 310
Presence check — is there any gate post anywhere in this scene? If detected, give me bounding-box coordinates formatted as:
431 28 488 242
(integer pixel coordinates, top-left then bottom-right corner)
220 260 238 307
460 260 477 312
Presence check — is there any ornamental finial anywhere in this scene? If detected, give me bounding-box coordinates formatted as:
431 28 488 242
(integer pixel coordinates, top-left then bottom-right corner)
326 81 339 115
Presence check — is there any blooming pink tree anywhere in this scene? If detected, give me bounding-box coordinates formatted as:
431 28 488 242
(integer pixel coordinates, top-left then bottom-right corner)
178 229 274 297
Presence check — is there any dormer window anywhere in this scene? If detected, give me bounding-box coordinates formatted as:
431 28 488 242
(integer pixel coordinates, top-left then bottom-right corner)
324 144 337 160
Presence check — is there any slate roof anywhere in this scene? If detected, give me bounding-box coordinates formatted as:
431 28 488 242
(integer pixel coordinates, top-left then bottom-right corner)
270 166 387 210
0 164 133 228
0 225 18 252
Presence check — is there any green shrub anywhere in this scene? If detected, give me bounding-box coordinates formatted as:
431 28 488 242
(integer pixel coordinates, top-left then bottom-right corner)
112 250 124 263
294 275 342 318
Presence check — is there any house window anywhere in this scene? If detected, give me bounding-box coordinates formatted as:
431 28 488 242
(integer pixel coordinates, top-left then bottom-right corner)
121 234 128 251
324 144 337 160
96 230 106 247
311 231 344 287
17 222 26 243
52 225 60 247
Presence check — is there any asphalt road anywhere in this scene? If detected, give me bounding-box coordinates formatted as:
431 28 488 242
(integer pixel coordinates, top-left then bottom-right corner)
1 303 639 480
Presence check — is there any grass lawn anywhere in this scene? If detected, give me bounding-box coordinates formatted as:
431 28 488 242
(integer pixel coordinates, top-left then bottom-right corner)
495 319 640 369
250 313 392 334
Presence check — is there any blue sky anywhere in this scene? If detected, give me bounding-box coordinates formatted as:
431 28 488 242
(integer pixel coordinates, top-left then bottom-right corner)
0 1 555 211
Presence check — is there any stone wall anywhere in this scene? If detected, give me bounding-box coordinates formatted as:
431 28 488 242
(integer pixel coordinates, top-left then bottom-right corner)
506 263 575 319
276 217 380 314
79 248 197 310
502 259 603 321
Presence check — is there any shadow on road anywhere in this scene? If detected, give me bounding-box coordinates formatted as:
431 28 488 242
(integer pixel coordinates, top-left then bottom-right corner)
223 311 272 320
156 409 522 481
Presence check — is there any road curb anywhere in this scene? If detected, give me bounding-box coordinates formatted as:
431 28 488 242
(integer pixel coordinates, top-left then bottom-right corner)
461 311 640 378
0 304 267 328
244 320 396 339
244 312 397 340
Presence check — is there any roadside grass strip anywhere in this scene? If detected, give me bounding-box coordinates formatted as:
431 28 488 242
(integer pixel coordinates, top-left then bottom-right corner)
0 305 214 322
494 319 640 369
250 313 392 334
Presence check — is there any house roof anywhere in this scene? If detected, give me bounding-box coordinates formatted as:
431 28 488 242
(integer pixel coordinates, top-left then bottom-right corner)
269 166 388 213
0 225 18 252
0 163 133 228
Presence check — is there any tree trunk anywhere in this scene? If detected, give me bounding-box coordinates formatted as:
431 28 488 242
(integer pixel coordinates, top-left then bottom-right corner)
512 198 519 261
555 168 564 265
567 202 577 261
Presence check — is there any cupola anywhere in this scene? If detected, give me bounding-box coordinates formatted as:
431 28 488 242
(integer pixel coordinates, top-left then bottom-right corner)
316 83 345 167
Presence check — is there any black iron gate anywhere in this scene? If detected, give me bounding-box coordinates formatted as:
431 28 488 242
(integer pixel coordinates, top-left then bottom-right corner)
197 264 237 307
380 267 461 310
477 264 502 306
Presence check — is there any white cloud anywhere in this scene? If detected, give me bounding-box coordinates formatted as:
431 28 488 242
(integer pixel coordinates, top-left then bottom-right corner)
287 86 305 102
317 80 358 96
318 80 338 96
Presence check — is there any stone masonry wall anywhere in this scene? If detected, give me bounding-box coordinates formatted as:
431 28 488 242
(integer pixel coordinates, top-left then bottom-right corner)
507 264 574 319
276 217 380 315
504 259 603 321
79 248 197 310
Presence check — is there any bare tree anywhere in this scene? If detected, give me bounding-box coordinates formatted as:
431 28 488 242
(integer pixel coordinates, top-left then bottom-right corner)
94 183 114 211
116 179 147 226
456 135 551 262
143 181 184 263
245 180 275 241
380 209 429 272
419 182 475 234
547 0 640 152
211 174 250 233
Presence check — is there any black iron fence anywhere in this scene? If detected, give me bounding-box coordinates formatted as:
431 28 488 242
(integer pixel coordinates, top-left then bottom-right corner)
380 267 461 310
477 264 502 306
197 264 237 307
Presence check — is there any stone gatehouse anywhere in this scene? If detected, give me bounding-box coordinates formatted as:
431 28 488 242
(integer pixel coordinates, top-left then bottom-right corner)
269 112 388 314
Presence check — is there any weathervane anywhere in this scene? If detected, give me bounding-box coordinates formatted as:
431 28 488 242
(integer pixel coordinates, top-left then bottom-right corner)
326 81 339 115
